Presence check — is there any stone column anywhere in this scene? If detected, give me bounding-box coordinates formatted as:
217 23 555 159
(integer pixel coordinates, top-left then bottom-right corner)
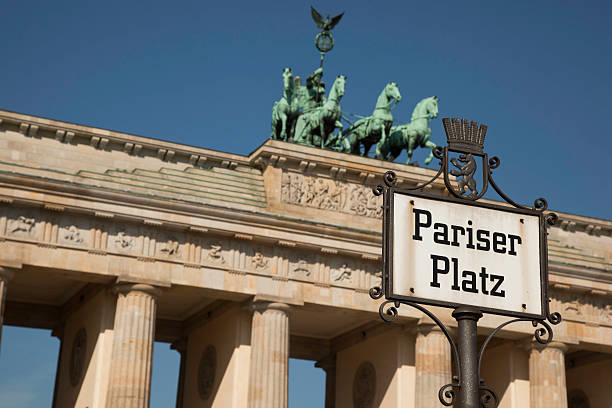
414 319 452 408
247 301 290 408
106 283 161 408
0 266 16 352
171 339 187 408
315 354 336 408
529 342 568 408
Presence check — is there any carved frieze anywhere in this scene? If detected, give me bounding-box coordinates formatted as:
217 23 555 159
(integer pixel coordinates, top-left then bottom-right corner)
291 259 312 278
550 289 612 325
250 249 270 271
0 204 387 293
115 232 134 251
157 234 181 258
281 172 382 218
63 226 84 243
57 216 89 247
8 215 37 238
331 263 352 283
204 242 227 265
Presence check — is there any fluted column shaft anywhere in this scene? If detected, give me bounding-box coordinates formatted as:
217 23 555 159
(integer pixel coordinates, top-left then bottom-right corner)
247 302 290 408
415 322 452 408
529 342 568 408
106 283 161 408
0 267 16 353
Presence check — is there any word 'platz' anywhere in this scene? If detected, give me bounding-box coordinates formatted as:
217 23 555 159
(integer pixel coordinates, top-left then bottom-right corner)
391 192 544 316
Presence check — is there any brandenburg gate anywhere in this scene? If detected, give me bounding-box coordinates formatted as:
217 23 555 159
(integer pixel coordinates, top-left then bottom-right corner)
0 109 611 407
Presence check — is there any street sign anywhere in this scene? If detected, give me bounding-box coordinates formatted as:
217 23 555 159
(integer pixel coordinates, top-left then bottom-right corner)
370 118 561 407
385 189 548 319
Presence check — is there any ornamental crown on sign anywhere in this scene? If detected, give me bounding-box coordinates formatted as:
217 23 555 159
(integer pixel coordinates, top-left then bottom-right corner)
442 117 488 154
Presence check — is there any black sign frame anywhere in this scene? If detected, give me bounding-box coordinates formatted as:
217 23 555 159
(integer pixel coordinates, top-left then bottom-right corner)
382 187 550 320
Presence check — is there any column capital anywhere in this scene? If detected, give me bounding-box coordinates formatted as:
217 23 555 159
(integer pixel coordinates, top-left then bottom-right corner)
250 300 291 314
113 282 163 298
413 316 445 335
528 340 568 353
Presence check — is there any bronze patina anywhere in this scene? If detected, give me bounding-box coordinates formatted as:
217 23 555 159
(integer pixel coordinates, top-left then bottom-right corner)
269 8 439 166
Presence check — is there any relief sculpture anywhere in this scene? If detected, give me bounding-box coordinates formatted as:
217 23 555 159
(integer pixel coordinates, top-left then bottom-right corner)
10 216 36 235
206 244 225 264
159 239 180 256
551 290 612 325
281 172 382 217
251 251 269 270
63 226 84 243
115 231 134 251
332 263 352 282
292 259 311 277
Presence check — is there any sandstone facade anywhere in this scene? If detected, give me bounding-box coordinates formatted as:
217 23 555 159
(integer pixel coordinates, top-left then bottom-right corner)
0 109 610 407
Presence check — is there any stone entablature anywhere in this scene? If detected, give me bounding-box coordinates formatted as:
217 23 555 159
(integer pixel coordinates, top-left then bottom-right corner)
0 110 247 171
0 201 382 291
550 285 612 327
1 109 611 347
2 200 612 335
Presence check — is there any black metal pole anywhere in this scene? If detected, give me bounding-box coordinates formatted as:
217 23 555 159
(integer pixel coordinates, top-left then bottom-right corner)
452 306 483 408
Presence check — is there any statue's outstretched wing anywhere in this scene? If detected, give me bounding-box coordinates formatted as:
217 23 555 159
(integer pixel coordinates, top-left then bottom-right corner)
311 6 325 29
329 12 344 30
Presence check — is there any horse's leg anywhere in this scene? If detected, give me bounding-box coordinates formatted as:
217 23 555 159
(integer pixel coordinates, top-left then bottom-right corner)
375 125 386 159
423 140 437 165
375 138 386 160
319 116 325 148
406 145 414 165
405 133 415 164
280 111 288 141
363 142 372 157
349 133 360 155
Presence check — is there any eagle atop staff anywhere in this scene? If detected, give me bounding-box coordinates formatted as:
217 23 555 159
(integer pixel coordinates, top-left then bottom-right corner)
310 6 344 32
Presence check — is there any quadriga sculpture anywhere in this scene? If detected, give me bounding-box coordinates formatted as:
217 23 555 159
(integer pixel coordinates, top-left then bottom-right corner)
345 82 401 158
294 74 346 148
376 96 439 165
270 68 308 141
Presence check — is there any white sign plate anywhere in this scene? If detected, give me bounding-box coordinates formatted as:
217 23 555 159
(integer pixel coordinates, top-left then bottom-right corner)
391 191 544 317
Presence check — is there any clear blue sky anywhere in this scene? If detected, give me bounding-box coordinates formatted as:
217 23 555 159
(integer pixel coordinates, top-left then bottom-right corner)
0 1 611 406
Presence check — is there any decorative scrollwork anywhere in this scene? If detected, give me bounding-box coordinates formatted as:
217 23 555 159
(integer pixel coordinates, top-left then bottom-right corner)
545 212 558 226
533 198 548 211
548 311 562 325
372 184 384 196
438 382 458 406
433 145 444 160
383 171 397 187
378 300 399 322
479 386 499 408
533 319 554 344
478 311 562 381
369 286 383 299
488 174 552 213
488 156 500 169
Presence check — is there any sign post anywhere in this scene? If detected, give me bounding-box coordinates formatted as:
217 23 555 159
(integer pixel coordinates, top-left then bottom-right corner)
370 118 562 407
